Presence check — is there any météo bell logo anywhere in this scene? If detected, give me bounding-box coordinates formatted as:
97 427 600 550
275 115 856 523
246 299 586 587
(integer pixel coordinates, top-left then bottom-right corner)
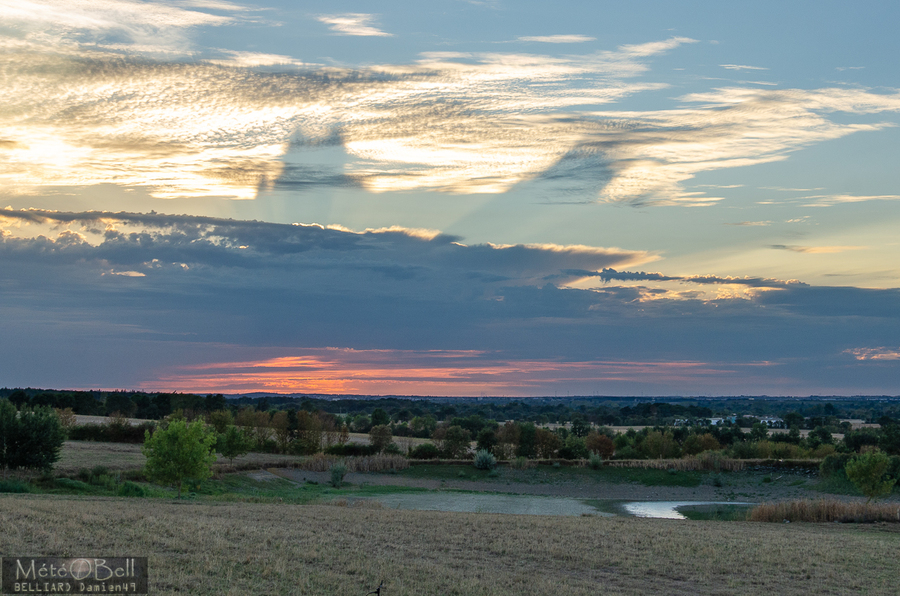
1 557 148 594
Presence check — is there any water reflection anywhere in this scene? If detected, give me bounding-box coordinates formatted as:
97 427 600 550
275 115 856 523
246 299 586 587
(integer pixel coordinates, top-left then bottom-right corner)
623 501 751 519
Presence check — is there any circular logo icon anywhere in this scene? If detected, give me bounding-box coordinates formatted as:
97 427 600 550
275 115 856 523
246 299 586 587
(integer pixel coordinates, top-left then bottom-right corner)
69 559 92 581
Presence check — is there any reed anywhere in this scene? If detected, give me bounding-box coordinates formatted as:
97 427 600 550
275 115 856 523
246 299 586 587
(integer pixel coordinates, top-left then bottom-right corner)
749 499 900 523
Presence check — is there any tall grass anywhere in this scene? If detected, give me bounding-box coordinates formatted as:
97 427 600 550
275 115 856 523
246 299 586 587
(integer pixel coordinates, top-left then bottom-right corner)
607 454 746 472
749 499 900 523
277 453 410 473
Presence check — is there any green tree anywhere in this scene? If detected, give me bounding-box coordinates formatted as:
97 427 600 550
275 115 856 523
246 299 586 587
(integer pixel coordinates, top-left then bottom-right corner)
142 418 217 498
845 450 897 504
750 422 768 441
217 425 252 466
207 409 234 434
434 425 471 459
369 424 393 452
0 399 19 474
515 422 537 458
570 415 590 438
371 408 391 427
0 402 66 473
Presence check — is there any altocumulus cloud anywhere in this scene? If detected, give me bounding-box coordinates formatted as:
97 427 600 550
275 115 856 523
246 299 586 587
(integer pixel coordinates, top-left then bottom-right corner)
1 209 899 394
4 3 899 207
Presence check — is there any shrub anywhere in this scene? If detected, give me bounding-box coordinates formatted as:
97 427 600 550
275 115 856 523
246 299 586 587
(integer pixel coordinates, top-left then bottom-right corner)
142 418 217 498
0 479 31 493
54 478 92 492
586 432 615 459
845 450 898 504
409 443 440 459
325 443 378 457
434 425 472 459
511 456 529 470
68 421 156 443
117 481 147 497
369 425 393 452
820 453 854 478
588 452 603 470
474 449 497 470
217 425 252 465
329 462 347 487
558 435 588 460
0 401 66 473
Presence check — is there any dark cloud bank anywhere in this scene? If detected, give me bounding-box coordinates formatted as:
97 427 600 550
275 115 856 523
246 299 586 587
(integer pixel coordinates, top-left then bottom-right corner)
1 209 898 394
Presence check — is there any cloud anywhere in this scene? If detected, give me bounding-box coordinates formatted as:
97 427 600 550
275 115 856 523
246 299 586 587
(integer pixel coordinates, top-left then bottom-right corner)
316 13 392 37
517 35 595 44
802 194 900 207
1 209 899 394
151 348 761 395
720 64 768 71
0 0 247 53
770 245 866 254
0 208 653 288
844 347 900 361
567 268 805 290
2 24 900 206
725 221 772 227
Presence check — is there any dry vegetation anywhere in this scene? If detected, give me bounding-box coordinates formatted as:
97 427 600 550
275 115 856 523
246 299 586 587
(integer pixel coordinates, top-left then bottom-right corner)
2 495 899 596
750 499 900 523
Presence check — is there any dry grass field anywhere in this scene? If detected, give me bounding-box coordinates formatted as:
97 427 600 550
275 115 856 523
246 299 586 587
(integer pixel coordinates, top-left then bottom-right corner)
2 494 898 596
54 441 316 475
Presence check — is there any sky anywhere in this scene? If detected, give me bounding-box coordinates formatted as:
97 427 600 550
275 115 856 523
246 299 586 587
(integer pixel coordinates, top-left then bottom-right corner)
2 0 900 397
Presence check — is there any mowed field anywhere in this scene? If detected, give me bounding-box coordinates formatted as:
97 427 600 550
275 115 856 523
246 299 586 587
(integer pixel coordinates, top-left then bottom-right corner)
1 494 898 596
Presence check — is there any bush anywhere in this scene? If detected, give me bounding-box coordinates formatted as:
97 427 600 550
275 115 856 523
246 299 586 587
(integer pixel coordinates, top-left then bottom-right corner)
0 401 66 473
142 418 217 498
588 452 603 470
0 479 31 493
68 421 156 443
820 453 853 478
324 443 378 457
409 443 440 459
369 425 393 452
558 435 588 460
845 450 898 504
53 478 92 492
511 456 529 470
117 481 147 497
473 449 497 470
217 425 252 465
586 432 615 459
329 462 347 488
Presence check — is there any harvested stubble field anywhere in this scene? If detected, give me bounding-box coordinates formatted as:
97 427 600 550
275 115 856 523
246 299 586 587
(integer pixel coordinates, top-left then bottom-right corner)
1 494 898 596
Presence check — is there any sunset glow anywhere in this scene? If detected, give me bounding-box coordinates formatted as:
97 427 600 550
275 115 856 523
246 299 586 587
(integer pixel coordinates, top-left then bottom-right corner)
2 1 899 396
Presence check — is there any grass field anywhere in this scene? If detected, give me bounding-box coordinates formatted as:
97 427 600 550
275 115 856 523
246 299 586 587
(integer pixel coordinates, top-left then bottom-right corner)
2 494 899 595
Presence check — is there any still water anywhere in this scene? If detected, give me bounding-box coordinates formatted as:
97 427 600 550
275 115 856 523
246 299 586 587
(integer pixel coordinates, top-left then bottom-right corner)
623 501 752 520
351 492 748 518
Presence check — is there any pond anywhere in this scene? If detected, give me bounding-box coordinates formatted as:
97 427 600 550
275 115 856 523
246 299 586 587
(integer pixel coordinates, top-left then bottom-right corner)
349 492 748 519
622 501 752 520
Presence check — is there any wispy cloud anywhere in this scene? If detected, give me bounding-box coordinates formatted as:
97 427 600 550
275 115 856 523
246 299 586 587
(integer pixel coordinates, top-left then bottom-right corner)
770 245 866 254
153 349 746 395
0 0 248 53
316 13 392 37
725 221 772 227
844 347 900 361
517 35 595 43
802 194 900 207
720 64 768 71
2 21 899 207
